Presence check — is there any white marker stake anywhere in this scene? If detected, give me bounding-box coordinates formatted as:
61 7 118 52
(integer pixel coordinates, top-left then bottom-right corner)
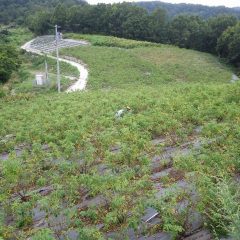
55 25 61 93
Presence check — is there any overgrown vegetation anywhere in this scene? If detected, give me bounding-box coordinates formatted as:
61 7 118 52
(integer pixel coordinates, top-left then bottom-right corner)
0 44 21 84
1 0 240 238
61 37 232 89
0 28 26 83
1 34 240 239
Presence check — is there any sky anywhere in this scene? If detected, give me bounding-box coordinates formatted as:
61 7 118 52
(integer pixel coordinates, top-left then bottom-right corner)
87 0 240 8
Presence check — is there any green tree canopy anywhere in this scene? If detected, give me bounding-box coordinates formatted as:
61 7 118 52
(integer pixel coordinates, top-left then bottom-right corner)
27 11 52 35
206 15 237 53
149 8 168 42
168 15 208 51
217 22 240 64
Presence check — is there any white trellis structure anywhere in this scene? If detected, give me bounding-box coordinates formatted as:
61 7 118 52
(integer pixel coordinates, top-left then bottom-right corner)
29 36 88 54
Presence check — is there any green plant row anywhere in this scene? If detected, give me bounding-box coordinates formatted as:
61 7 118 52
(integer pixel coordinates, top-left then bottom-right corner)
66 33 159 49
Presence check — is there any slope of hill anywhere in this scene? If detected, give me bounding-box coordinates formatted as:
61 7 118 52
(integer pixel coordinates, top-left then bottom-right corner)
63 33 232 89
1 34 240 239
135 1 240 18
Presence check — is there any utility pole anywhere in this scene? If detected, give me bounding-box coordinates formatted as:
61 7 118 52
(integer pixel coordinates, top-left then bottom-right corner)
55 25 61 93
44 57 49 84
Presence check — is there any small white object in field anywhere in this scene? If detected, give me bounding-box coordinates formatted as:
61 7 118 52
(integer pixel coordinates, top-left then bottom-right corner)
115 106 131 118
10 89 16 96
36 74 44 85
115 109 125 118
230 74 239 83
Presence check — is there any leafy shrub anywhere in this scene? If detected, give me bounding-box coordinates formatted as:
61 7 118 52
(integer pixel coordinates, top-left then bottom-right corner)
197 176 240 237
78 227 104 240
31 229 55 240
0 44 21 83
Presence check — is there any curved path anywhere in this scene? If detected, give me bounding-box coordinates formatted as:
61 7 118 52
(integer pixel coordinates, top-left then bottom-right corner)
21 38 88 92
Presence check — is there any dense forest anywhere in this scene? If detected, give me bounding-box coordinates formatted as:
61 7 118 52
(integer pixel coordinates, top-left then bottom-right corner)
1 0 240 24
0 0 86 24
135 1 240 19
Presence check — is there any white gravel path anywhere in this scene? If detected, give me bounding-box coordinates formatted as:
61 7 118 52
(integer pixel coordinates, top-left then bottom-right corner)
21 38 88 92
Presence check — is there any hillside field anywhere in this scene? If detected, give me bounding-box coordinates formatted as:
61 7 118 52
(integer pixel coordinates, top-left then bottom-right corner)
0 34 240 240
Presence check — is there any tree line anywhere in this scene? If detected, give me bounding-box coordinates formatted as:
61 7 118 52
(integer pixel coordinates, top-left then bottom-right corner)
0 0 86 25
1 0 240 25
26 3 240 65
135 1 240 19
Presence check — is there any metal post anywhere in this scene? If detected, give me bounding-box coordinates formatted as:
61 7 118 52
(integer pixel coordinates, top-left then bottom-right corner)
45 58 49 84
55 25 61 93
